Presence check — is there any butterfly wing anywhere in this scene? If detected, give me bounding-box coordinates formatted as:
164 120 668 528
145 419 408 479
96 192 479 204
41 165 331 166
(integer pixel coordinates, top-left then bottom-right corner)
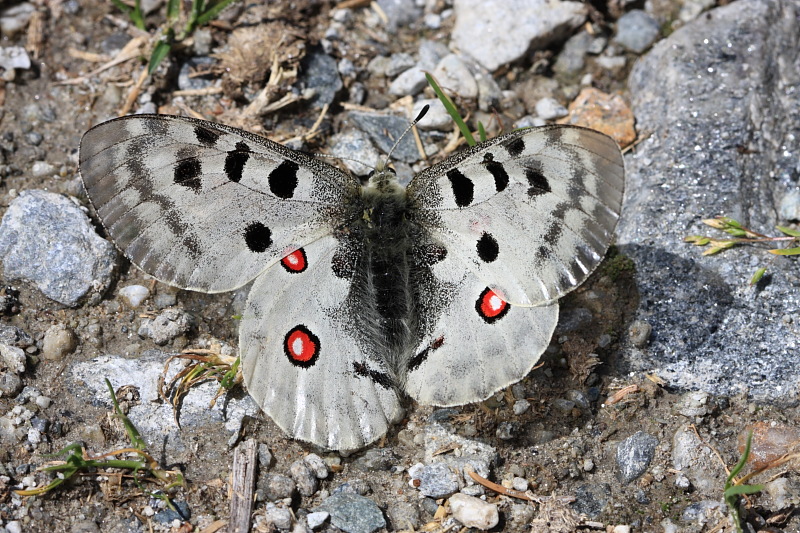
407 125 624 306
240 235 404 451
404 250 559 406
79 115 359 292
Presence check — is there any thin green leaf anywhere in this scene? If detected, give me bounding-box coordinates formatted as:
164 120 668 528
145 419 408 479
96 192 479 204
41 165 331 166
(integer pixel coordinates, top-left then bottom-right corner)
750 267 767 285
724 484 765 497
148 39 173 75
220 357 241 390
105 378 148 450
196 0 238 26
477 121 487 143
425 72 476 146
684 235 711 245
727 431 753 483
720 216 743 228
776 225 800 237
111 0 145 30
166 0 181 21
724 228 747 237
769 246 800 256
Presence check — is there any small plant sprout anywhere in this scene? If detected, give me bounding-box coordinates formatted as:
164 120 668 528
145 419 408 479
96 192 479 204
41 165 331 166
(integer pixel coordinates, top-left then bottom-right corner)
684 216 800 284
15 380 184 503
425 72 486 146
723 431 764 533
113 0 238 74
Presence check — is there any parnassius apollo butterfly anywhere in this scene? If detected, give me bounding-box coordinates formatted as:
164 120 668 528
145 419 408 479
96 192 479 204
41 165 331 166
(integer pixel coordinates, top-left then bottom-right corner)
79 112 624 452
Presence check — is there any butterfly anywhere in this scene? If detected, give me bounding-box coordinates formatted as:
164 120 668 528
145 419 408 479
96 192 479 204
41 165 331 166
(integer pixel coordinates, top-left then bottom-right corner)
79 113 624 452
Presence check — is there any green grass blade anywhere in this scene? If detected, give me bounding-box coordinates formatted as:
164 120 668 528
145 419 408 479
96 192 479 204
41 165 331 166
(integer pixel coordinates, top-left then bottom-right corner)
105 378 148 450
750 267 767 285
724 483 765 497
477 121 487 143
196 0 238 26
769 246 800 255
776 225 800 237
148 39 173 75
166 0 181 21
425 72 475 146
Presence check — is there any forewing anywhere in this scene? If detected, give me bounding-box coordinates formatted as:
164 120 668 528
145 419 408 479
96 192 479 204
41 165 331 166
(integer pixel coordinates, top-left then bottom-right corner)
241 236 404 452
407 125 624 305
403 251 558 406
79 114 359 292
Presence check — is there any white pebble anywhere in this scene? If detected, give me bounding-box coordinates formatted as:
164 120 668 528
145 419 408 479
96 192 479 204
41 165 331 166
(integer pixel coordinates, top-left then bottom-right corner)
143 505 155 517
535 97 568 120
513 399 530 415
449 493 499 529
6 521 22 533
35 395 52 409
511 477 528 491
119 285 150 307
306 511 329 529
31 161 56 177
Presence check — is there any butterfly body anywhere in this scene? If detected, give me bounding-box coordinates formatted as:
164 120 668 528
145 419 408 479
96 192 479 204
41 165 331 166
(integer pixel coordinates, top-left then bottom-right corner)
79 114 624 451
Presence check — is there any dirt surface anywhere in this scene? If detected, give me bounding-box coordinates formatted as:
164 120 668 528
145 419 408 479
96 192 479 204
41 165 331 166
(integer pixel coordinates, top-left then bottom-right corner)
1 1 798 532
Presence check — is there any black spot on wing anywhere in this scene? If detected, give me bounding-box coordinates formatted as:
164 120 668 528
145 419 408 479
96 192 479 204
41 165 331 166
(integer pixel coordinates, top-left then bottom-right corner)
352 361 393 390
194 126 219 146
225 141 251 183
174 151 202 192
447 169 474 207
477 232 499 262
543 220 562 246
143 118 169 136
244 222 272 253
269 160 300 199
482 153 509 192
407 336 444 372
504 137 525 157
538 245 552 260
525 167 551 197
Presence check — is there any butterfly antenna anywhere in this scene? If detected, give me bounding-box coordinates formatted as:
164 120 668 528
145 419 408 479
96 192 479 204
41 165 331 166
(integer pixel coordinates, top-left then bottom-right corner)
382 105 429 169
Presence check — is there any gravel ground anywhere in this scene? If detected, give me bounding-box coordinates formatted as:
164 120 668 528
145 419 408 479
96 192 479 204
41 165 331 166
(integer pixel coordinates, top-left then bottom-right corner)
0 1 799 532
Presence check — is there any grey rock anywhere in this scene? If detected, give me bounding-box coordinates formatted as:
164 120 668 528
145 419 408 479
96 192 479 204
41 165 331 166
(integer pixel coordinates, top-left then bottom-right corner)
513 399 530 415
619 0 800 402
177 56 215 91
265 502 293 530
565 390 590 410
333 479 370 496
422 422 495 485
386 53 416 77
0 46 31 73
408 462 459 498
137 308 192 346
432 54 478 99
366 55 391 77
376 0 421 33
628 320 652 348
672 424 725 494
475 71 502 112
452 0 587 71
303 453 329 479
306 511 329 530
388 67 428 96
552 398 576 413
495 421 517 440
553 30 592 76
70 520 101 533
413 98 451 131
616 431 658 483
290 459 318 496
679 0 716 22
0 190 117 306
263 474 297 501
571 483 611 518
69 352 258 464
595 54 627 73
778 189 800 221
0 371 22 397
681 500 723 525
675 391 711 418
300 48 342 108
0 325 33 347
556 307 593 333
0 3 34 36
349 112 419 163
0 344 25 374
351 448 395 472
614 10 660 53
314 492 386 533
418 40 449 69
386 501 420 530
535 97 568 120
329 129 381 177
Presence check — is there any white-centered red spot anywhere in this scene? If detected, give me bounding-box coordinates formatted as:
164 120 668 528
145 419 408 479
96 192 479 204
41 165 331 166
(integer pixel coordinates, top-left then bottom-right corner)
281 248 307 273
284 325 319 367
476 287 510 323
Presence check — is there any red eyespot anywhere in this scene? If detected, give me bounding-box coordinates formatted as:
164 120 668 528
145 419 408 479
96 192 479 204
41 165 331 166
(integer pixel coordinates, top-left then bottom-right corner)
476 288 510 323
284 325 319 367
281 248 307 273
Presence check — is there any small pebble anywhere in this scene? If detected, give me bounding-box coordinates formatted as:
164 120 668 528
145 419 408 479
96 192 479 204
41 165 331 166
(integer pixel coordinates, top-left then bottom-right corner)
513 399 530 415
448 493 499 530
119 285 150 307
306 511 329 529
6 521 22 533
31 161 56 177
535 97 568 120
511 477 528 492
41 324 78 361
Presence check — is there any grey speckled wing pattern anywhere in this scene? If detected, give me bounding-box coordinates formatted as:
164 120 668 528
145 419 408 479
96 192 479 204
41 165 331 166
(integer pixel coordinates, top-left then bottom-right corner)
80 115 624 452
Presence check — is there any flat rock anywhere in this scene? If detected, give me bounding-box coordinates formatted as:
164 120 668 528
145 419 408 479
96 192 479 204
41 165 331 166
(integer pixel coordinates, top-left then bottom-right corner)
0 190 117 306
617 0 800 402
452 0 587 72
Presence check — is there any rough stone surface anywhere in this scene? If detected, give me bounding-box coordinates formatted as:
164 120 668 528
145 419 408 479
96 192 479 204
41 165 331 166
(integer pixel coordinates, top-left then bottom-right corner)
616 431 659 483
0 190 116 306
618 0 800 402
313 492 386 533
452 0 587 71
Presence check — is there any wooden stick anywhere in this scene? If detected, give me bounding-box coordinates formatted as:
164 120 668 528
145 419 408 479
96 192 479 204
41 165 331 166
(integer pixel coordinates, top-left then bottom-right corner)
228 439 258 533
